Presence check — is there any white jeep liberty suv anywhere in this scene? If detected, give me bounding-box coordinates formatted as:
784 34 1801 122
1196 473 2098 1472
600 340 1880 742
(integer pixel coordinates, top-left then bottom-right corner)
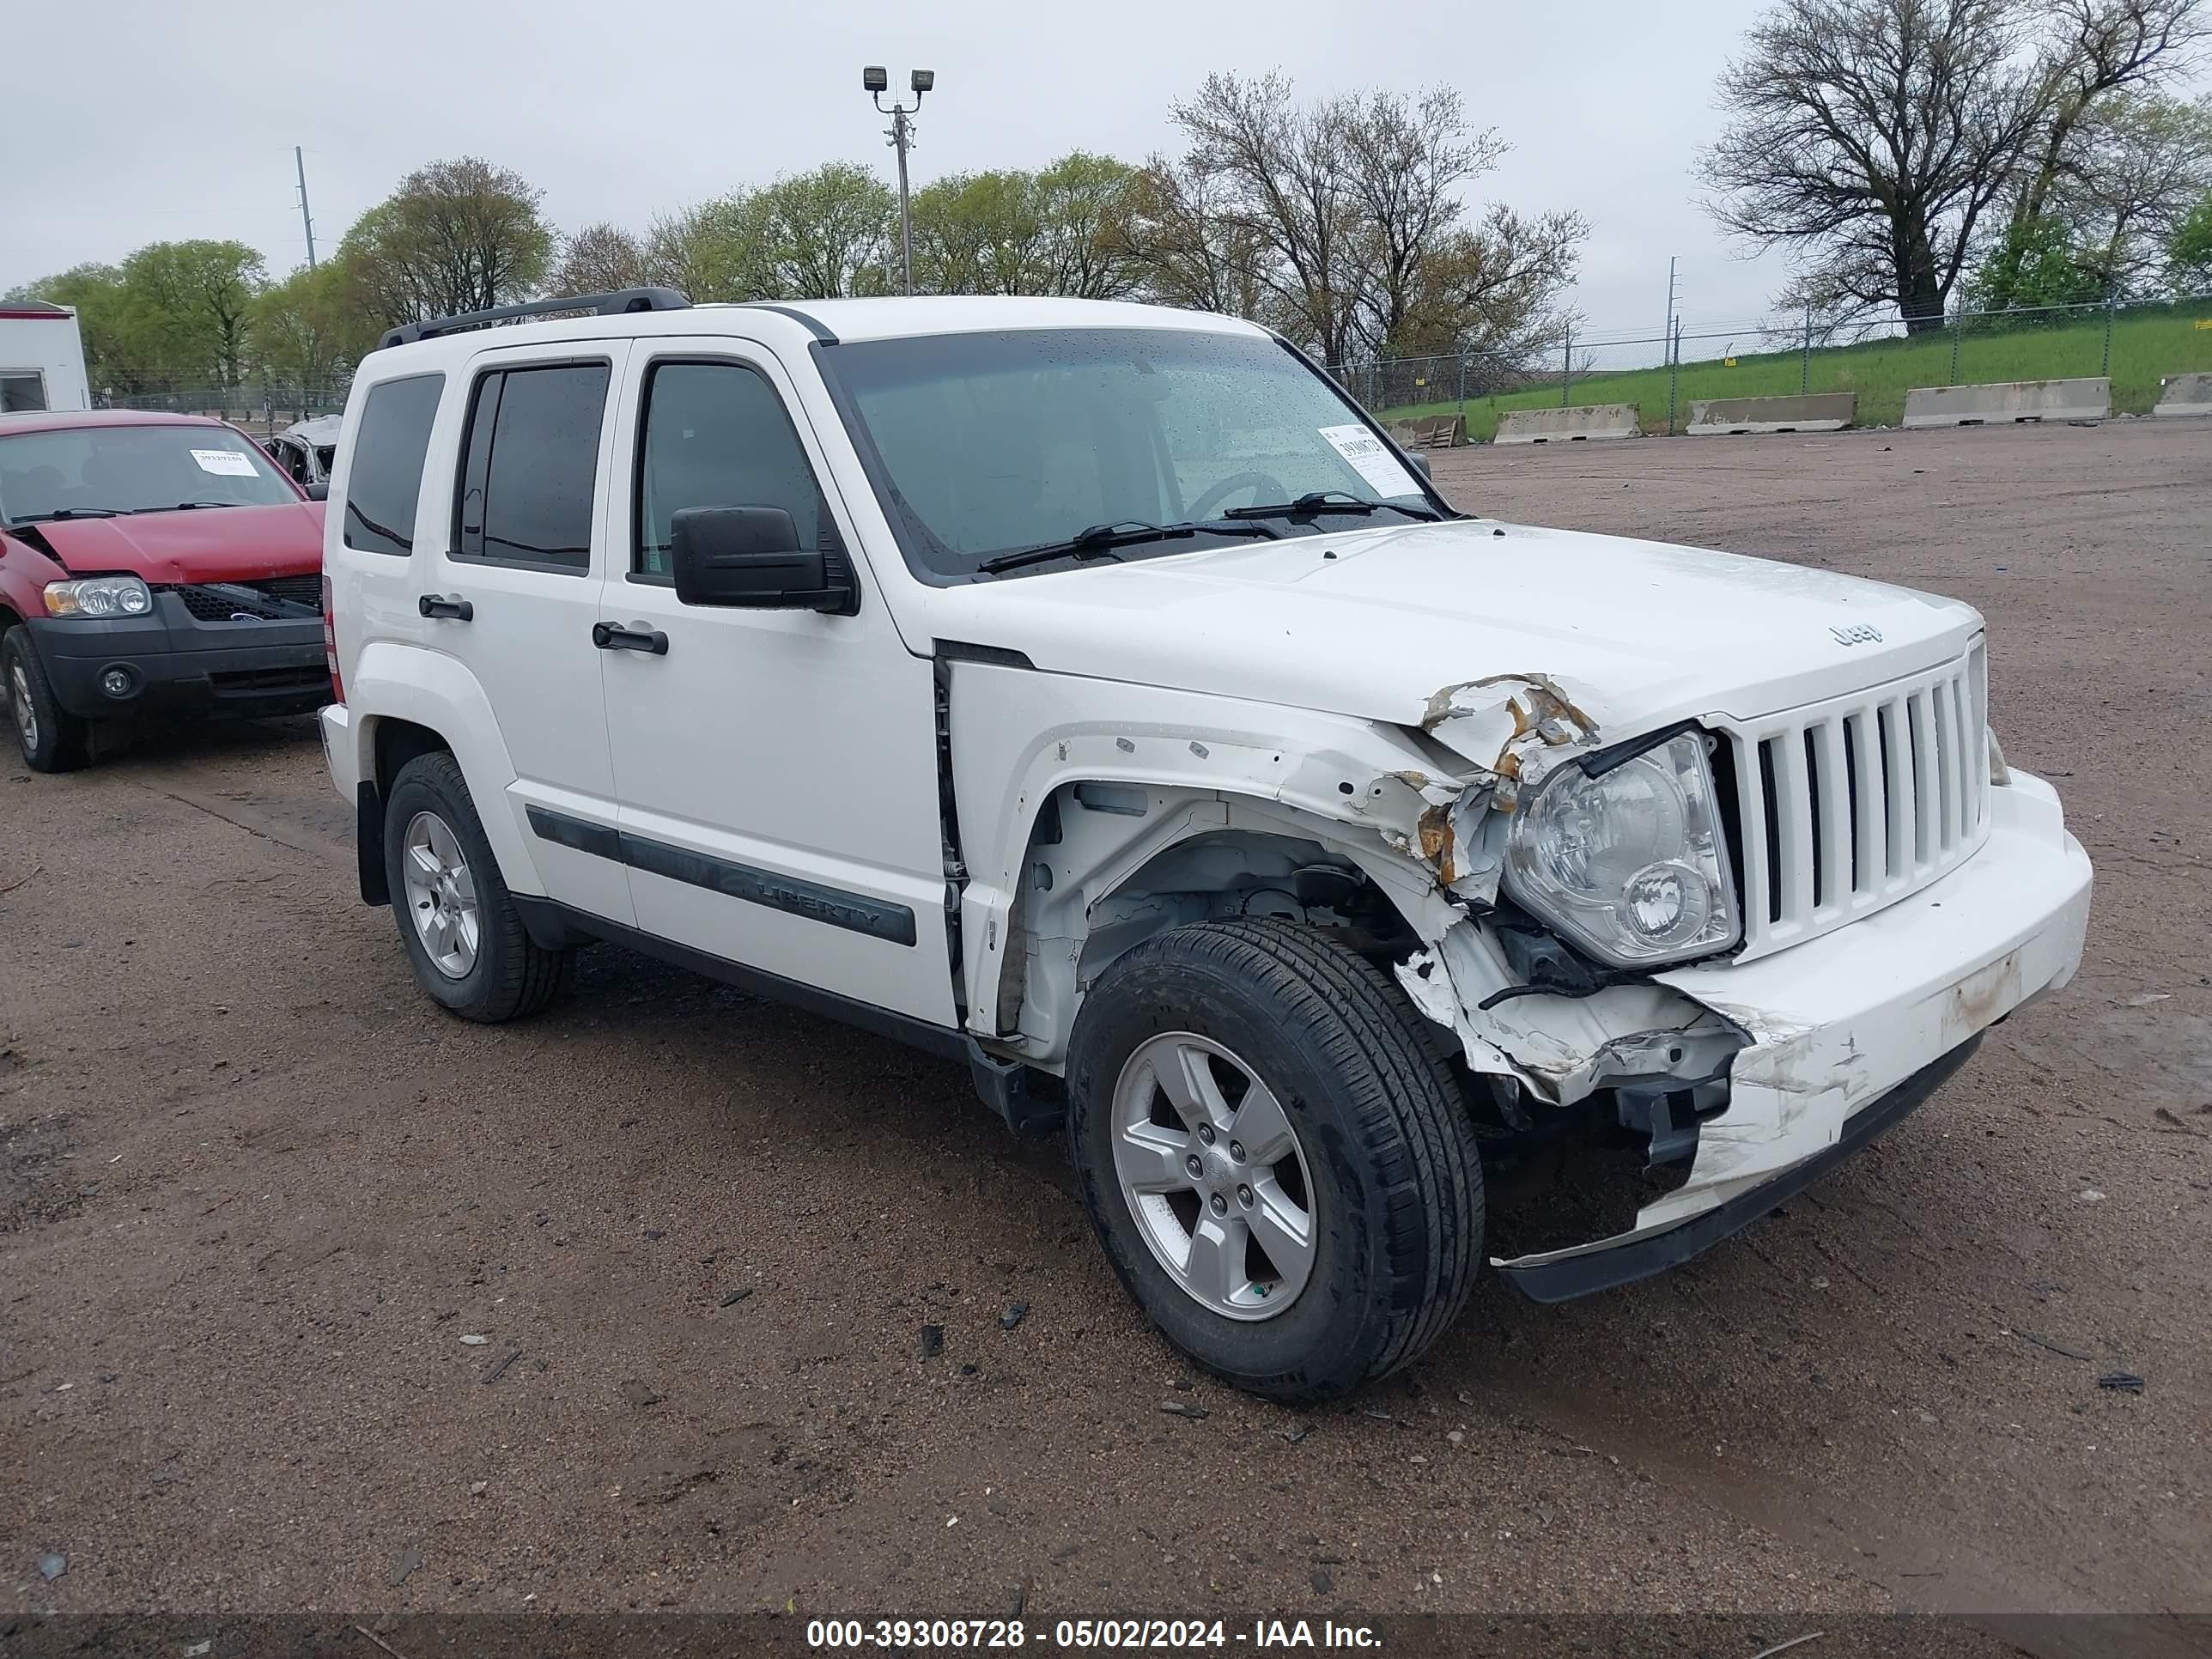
320 289 2092 1401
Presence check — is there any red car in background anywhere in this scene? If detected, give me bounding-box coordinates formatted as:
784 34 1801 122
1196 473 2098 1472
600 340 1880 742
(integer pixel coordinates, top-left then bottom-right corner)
0 410 329 771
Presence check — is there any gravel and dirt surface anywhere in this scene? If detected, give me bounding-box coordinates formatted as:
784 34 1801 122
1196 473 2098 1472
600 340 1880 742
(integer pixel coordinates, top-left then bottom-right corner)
2 422 2206 1649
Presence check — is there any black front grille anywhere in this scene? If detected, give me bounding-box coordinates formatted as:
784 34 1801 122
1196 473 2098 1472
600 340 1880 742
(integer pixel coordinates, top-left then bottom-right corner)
173 576 321 623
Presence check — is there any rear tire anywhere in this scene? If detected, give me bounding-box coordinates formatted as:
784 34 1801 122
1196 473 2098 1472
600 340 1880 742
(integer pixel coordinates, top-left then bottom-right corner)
1066 918 1485 1403
383 750 572 1022
3 630 92 773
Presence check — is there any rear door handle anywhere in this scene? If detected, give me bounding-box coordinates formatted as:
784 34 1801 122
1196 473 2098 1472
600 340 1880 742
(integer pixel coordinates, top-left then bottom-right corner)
417 593 473 621
592 621 669 655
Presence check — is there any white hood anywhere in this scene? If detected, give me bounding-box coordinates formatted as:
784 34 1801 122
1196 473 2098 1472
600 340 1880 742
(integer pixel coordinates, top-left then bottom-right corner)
914 518 1983 738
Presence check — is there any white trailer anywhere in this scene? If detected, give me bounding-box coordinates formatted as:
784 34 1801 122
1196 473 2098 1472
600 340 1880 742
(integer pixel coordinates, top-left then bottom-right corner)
0 301 91 414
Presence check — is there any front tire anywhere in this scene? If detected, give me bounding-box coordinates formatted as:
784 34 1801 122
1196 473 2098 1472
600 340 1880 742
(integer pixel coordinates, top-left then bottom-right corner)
3 630 92 773
383 750 572 1022
1066 919 1485 1403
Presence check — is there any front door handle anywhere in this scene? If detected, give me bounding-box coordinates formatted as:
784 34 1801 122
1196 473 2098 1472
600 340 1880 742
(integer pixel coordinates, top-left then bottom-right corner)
592 620 669 655
417 593 473 621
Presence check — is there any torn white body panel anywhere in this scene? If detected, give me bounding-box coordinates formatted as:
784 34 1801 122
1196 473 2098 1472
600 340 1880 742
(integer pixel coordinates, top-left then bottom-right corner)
945 659 1477 1066
1493 769 2091 1274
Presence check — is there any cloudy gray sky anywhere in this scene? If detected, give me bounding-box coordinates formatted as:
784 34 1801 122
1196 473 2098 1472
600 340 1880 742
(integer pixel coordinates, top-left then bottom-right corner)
9 0 1811 342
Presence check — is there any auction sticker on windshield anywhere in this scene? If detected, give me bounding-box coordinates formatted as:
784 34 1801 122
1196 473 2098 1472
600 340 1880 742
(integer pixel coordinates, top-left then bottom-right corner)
1319 424 1419 498
191 448 258 477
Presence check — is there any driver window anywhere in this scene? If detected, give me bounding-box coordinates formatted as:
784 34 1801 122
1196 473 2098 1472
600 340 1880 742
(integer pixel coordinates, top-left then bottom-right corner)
634 361 826 580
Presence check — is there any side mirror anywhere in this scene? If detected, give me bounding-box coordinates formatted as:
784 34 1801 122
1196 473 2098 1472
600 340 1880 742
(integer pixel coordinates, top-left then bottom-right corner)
306 482 329 501
1407 454 1431 479
671 506 855 613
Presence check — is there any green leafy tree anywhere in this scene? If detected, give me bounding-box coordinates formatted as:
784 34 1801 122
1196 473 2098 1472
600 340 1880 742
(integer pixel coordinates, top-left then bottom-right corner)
912 169 1044 295
755 164 896 298
337 157 554 328
1969 213 2109 308
1026 153 1146 298
641 196 777 301
116 240 269 388
2172 191 2212 284
910 154 1144 297
253 261 373 395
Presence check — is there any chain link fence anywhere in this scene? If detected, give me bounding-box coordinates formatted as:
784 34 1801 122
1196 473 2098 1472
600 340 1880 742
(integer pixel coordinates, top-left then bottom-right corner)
1334 291 2212 442
97 375 349 435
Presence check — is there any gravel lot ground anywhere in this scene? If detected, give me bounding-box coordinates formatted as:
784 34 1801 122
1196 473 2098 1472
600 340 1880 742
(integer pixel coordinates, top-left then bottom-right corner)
3 422 2206 1647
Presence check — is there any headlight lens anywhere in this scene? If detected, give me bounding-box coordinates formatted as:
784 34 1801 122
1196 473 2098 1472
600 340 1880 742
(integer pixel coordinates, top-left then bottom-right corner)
1504 731 1741 968
45 575 155 618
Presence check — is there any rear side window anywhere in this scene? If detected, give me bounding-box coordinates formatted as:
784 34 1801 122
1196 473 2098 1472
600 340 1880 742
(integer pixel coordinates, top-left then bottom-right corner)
454 362 611 572
634 362 829 580
343 374 444 556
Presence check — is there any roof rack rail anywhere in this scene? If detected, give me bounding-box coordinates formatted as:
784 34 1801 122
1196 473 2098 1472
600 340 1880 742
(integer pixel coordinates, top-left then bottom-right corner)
375 287 691 350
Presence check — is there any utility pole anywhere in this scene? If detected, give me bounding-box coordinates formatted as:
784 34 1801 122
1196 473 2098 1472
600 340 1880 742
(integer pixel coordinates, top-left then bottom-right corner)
865 67 935 295
1663 256 1678 351
295 146 317 269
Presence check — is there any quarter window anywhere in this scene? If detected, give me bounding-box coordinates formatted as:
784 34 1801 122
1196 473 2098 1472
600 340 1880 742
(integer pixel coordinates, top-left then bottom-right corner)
343 373 445 556
455 362 611 572
635 361 827 580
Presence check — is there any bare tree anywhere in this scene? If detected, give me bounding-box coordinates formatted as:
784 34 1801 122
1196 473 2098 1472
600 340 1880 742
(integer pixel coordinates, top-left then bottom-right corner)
1167 74 1584 362
1702 0 2205 329
2051 90 2212 284
551 222 649 295
1126 154 1273 319
1701 0 2051 330
1401 206 1589 362
1170 72 1363 362
1335 88 1506 355
2014 0 2209 224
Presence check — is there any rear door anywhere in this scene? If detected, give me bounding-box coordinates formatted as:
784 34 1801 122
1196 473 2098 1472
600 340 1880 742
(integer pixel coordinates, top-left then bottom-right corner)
596 338 957 1027
434 339 634 926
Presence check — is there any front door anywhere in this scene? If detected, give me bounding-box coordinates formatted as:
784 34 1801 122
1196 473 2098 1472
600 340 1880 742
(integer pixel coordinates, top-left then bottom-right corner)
596 339 956 1027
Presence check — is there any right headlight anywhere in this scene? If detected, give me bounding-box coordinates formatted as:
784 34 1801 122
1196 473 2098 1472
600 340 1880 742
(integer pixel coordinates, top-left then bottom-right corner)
1503 729 1741 969
44 575 154 618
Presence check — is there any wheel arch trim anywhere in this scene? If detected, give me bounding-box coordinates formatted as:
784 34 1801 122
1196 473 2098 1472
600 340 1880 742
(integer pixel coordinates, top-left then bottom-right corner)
345 641 544 898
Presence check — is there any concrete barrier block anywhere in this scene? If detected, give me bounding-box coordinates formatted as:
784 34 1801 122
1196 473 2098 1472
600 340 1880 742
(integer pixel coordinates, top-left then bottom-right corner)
2153 373 2212 417
1687 392 1856 435
1494 404 1639 444
1901 378 2109 428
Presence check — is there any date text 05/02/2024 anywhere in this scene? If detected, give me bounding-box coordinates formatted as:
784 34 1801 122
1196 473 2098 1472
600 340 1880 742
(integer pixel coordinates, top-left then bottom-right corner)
804 1618 1383 1649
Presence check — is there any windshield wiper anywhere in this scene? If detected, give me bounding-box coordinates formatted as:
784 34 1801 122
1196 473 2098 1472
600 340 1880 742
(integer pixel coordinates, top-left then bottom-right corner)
1222 490 1443 524
976 517 1280 576
152 501 240 512
21 507 123 521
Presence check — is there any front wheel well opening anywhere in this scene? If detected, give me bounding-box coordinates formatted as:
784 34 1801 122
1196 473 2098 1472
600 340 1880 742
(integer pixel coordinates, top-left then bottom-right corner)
999 784 1434 1064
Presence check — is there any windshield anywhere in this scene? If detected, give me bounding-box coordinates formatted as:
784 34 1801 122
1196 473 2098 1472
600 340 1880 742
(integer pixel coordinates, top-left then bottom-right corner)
0 424 297 526
818 327 1437 580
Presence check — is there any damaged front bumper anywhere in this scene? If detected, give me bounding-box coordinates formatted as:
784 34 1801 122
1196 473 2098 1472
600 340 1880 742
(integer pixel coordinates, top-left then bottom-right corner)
1480 768 2091 1297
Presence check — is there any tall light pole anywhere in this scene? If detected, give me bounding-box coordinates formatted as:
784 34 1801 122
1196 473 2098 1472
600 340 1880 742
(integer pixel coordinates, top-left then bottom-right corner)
295 145 318 269
865 65 934 295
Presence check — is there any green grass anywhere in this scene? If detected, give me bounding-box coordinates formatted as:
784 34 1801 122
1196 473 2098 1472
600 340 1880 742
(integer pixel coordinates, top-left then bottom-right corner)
1376 298 2212 441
